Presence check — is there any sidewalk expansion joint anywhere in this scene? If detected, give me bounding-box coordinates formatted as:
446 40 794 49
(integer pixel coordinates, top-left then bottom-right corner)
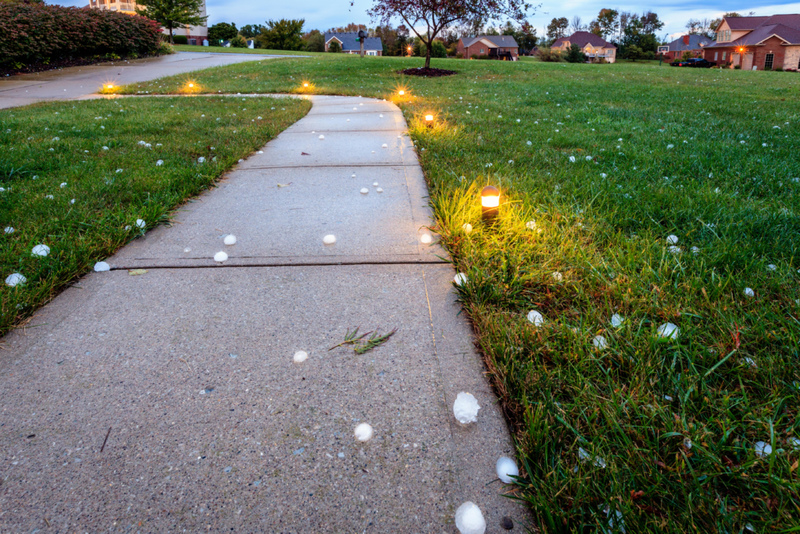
110 258 450 270
239 163 416 169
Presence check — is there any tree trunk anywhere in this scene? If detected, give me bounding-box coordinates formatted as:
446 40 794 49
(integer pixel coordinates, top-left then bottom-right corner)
424 40 431 68
169 26 174 45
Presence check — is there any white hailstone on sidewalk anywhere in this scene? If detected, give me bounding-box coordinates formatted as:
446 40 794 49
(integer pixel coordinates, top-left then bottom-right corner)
354 423 373 442
318 135 325 140
453 392 480 424
5 273 26 287
455 502 486 534
293 350 308 363
496 456 519 483
360 188 369 194
135 219 146 229
657 322 679 340
552 271 563 282
223 234 237 245
351 174 356 178
93 261 110 272
611 314 625 328
420 233 432 244
666 235 679 245
744 287 755 297
373 182 379 187
381 143 388 148
454 273 468 286
31 244 50 257
214 251 228 262
593 335 608 350
376 187 383 193
527 310 544 327
323 234 336 245
4 227 14 234
754 441 772 457
462 223 473 234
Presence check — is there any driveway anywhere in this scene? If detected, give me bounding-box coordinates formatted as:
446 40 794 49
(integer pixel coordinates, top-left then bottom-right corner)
0 52 285 109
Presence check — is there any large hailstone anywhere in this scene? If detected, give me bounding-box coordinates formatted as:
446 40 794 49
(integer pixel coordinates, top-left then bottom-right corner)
666 235 679 245
293 350 308 363
610 313 624 327
420 233 432 244
743 287 755 297
527 310 544 327
455 502 486 534
592 335 608 350
454 273 467 286
656 322 679 340
135 219 146 229
31 244 50 257
94 261 110 272
462 223 473 234
453 392 480 424
496 456 519 484
5 273 26 287
214 251 228 262
223 234 237 245
3 227 13 234
754 441 772 457
323 234 336 245
354 423 373 442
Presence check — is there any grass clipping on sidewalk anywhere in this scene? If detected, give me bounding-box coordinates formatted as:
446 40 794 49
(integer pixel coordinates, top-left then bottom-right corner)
0 96 310 336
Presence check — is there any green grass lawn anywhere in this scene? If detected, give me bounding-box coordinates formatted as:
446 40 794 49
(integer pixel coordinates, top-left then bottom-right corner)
172 44 321 56
4 54 800 531
0 96 310 334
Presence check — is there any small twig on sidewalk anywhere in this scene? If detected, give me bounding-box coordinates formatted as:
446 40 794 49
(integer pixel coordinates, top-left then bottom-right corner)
329 327 372 351
329 327 397 355
178 357 192 371
100 427 112 452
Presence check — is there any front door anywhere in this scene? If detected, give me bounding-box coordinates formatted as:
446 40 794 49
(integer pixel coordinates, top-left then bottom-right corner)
743 53 754 70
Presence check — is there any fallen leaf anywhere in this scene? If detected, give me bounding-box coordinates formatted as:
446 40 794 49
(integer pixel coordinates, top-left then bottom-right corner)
128 269 148 276
301 152 310 156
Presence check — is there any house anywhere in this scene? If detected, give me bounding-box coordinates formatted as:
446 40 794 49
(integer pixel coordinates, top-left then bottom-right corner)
552 31 617 63
703 14 800 70
87 0 208 44
457 35 519 59
324 33 383 56
661 34 714 61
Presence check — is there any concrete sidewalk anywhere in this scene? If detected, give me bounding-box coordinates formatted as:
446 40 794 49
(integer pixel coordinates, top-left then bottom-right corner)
0 52 278 109
0 95 528 532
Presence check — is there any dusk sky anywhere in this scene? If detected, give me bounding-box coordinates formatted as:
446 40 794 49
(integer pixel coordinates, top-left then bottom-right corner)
51 0 800 39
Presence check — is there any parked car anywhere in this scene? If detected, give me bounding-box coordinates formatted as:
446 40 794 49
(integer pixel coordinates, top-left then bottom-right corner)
670 58 716 68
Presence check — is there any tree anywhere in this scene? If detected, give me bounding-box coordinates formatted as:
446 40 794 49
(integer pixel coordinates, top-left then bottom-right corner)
594 8 618 39
208 22 238 42
302 29 325 52
258 19 304 50
328 40 342 52
624 44 644 60
517 22 538 52
239 24 264 39
639 11 664 35
327 23 368 33
565 43 585 62
368 0 530 69
570 16 584 33
230 34 248 48
685 18 714 38
135 0 207 44
546 17 568 43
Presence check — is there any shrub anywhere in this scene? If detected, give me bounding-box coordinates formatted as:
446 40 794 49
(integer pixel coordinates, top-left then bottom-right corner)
565 43 586 63
230 35 247 48
0 3 162 70
328 40 341 53
172 35 188 45
537 47 562 62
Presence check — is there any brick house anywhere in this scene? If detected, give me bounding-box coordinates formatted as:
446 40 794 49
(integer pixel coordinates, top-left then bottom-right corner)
661 34 714 61
457 35 519 59
703 14 800 70
552 31 617 63
324 33 383 56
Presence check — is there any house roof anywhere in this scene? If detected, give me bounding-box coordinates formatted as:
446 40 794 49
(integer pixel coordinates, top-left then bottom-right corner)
666 34 713 51
461 35 519 48
707 14 800 47
324 33 382 51
724 16 771 30
552 31 616 49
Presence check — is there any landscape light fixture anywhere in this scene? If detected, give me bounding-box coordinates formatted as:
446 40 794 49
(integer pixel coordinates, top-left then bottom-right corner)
106 84 114 90
424 114 434 128
303 82 309 87
481 186 500 223
398 89 405 96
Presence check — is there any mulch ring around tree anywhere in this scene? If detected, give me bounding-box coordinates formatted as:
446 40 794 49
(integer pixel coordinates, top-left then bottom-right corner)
397 67 457 77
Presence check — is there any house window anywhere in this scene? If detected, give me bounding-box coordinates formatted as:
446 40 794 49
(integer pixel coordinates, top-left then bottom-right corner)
722 52 726 61
764 53 774 70
480 48 484 53
714 52 718 61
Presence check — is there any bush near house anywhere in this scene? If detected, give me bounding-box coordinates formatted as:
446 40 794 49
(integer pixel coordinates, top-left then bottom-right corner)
0 2 162 72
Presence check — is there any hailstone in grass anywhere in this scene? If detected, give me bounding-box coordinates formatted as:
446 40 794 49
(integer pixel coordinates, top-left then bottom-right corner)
788 437 800 450
31 244 50 257
691 246 700 255
135 219 146 229
592 335 608 350
5 273 26 287
569 156 576 163
197 157 205 163
354 423 373 442
213 251 228 262
453 392 480 424
322 234 336 245
462 223 473 234
93 261 110 272
666 235 679 245
360 188 369 194
767 264 777 271
454 273 467 286
420 233 432 244
552 271 563 282
496 456 519 484
527 310 544 326
669 246 682 254
156 160 164 166
525 220 536 230
60 182 67 188
223 234 237 245
656 322 679 340
754 441 772 457
4 227 13 234
455 502 486 534
744 287 755 297
45 195 54 200
610 314 624 328
743 356 757 368
293 350 308 363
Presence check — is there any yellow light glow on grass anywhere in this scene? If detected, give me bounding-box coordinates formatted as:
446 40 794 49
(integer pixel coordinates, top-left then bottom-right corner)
481 185 500 223
180 80 202 94
99 81 119 94
298 81 315 93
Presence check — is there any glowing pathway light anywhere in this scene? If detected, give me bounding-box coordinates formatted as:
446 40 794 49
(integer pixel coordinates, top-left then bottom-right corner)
481 185 500 223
